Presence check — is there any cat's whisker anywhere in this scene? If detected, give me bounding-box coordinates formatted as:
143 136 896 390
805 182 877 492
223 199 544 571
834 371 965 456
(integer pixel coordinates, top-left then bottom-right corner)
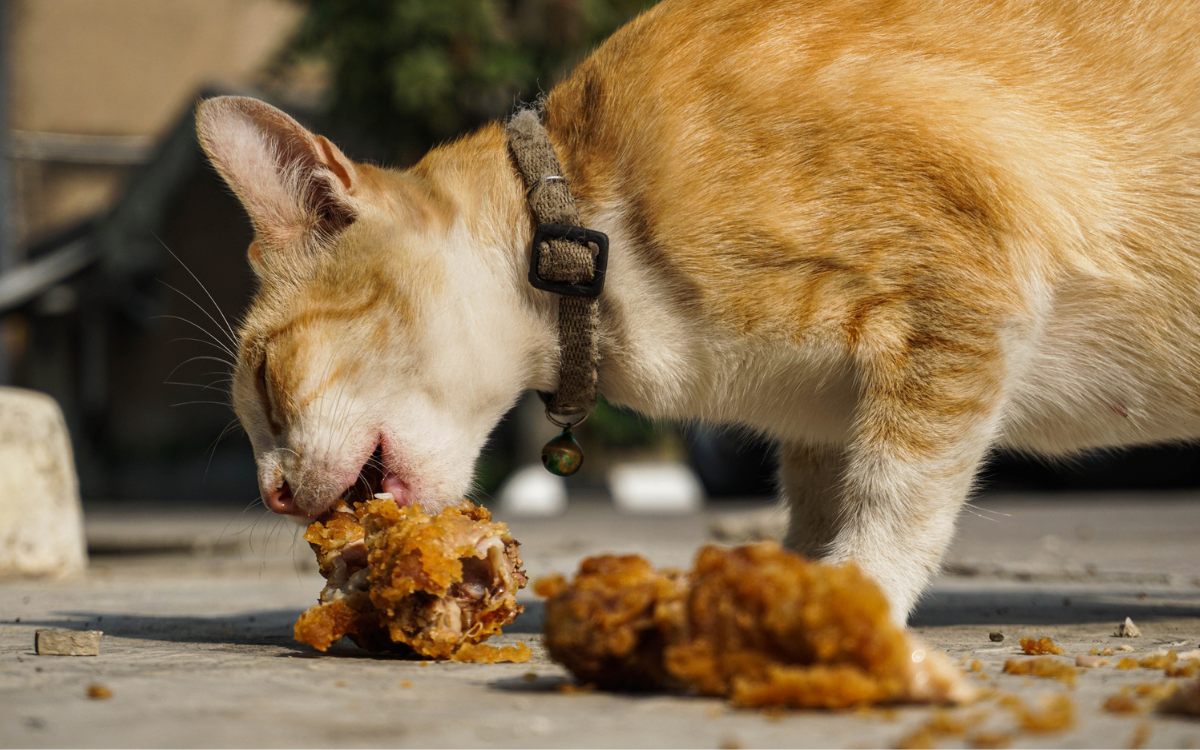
154 235 239 348
164 379 232 395
163 355 236 387
153 314 239 360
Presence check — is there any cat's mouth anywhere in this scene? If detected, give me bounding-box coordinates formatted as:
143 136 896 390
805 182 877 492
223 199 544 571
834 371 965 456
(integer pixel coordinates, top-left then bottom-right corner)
339 444 412 509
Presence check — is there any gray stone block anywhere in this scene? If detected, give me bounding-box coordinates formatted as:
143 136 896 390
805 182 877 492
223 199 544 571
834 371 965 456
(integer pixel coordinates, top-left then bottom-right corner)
0 388 87 577
35 629 102 656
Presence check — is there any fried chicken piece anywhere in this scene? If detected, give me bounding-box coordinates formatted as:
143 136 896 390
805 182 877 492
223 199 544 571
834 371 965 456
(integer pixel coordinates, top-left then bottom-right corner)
542 542 975 708
293 498 529 661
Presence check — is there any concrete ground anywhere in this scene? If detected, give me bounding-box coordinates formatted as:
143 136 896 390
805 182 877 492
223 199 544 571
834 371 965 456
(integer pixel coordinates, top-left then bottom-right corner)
2 491 1199 748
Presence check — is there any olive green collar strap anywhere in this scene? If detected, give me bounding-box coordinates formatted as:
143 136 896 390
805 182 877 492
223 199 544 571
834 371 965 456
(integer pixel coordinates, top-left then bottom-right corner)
505 108 608 428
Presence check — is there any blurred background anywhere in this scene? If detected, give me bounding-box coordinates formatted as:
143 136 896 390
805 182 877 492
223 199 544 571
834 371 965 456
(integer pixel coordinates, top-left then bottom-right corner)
3 0 1199 511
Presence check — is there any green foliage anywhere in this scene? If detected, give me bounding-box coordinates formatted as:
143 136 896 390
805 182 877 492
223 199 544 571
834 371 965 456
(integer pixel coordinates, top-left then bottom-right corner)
286 0 656 158
583 396 666 448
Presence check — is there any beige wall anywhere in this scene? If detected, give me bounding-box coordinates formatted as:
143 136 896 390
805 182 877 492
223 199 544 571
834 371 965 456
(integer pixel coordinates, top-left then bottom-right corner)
10 0 303 244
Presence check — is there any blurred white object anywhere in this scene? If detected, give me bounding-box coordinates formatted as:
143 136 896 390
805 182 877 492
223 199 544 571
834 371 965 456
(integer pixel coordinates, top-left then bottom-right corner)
0 387 87 577
498 464 568 516
610 461 704 514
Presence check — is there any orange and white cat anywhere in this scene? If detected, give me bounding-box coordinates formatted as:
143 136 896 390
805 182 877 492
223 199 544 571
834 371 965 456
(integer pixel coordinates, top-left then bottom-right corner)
197 0 1200 622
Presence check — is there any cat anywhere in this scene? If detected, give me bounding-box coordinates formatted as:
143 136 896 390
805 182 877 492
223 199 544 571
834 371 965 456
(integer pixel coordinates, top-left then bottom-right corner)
196 0 1200 623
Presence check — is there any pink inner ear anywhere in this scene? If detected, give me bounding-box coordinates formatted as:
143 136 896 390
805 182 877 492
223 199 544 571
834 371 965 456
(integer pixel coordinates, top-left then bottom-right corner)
315 135 357 192
196 96 357 248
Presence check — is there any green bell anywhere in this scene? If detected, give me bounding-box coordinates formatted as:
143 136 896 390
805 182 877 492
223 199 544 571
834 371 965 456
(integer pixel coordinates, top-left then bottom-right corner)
541 428 583 476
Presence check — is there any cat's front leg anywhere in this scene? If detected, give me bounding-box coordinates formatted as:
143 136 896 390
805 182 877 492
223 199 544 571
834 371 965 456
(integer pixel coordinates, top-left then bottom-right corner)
784 316 1008 624
779 441 848 558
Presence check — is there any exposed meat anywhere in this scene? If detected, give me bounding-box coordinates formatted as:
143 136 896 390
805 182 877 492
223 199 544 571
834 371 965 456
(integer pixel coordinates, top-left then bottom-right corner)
293 497 529 662
540 542 975 708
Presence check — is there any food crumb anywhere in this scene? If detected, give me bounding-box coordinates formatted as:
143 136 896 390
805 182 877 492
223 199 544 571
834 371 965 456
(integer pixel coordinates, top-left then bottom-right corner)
522 672 539 681
1158 679 1200 716
1076 654 1110 668
1134 681 1177 700
1020 637 1064 655
1117 657 1139 670
1115 618 1142 638
718 736 744 750
85 684 112 700
1002 657 1077 687
1091 647 1116 656
333 680 348 688
967 730 1012 749
400 680 413 688
554 681 596 695
1127 721 1151 750
894 725 937 749
1138 650 1178 669
1103 691 1141 714
970 660 983 672
1116 645 1135 652
532 574 568 599
1166 659 1200 678
1013 694 1074 733
989 632 1004 643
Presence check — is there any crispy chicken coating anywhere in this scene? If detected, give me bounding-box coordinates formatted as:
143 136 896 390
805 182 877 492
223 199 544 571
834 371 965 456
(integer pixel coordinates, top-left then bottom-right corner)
542 543 974 708
294 498 529 662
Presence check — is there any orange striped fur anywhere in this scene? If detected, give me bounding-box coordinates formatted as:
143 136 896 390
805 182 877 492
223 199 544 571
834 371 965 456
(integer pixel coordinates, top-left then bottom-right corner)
198 0 1200 621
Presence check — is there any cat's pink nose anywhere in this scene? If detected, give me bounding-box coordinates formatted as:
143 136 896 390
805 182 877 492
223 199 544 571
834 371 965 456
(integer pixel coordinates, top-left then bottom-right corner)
263 480 300 514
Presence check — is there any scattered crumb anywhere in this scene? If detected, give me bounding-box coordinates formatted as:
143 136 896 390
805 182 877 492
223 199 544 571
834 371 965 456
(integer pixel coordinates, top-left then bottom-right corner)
969 660 983 673
533 574 569 599
718 736 744 750
1003 657 1077 687
894 726 937 749
926 710 967 735
333 680 348 688
1076 654 1110 668
1127 721 1151 750
894 709 978 749
1116 645 1135 652
1117 657 1140 669
554 681 596 695
1115 618 1141 638
1166 659 1200 678
989 632 1005 643
1103 692 1141 714
967 730 1012 749
449 641 532 664
1158 679 1200 716
1134 682 1178 701
400 680 412 688
1139 650 1178 669
522 672 539 681
1013 694 1074 733
85 684 112 700
1091 647 1116 656
1020 637 1064 656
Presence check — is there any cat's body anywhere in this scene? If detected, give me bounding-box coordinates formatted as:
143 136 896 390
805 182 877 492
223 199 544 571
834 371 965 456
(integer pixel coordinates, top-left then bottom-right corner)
197 0 1200 621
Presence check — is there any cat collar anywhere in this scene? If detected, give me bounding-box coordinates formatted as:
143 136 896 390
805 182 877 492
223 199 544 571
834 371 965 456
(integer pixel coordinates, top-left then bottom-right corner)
506 108 607 476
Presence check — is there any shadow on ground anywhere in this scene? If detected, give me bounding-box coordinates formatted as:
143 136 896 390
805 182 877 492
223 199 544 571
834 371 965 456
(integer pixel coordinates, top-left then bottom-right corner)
912 586 1200 627
21 602 549 656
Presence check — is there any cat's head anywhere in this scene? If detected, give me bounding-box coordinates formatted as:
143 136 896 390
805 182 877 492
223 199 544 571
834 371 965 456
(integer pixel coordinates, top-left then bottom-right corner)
196 96 549 517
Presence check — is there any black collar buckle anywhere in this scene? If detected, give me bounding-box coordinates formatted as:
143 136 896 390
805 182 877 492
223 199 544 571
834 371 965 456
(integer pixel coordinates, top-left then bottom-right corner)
528 224 609 298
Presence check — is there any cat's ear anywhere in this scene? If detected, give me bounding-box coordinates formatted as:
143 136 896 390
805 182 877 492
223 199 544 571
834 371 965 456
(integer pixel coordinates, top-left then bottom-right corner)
195 96 358 268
